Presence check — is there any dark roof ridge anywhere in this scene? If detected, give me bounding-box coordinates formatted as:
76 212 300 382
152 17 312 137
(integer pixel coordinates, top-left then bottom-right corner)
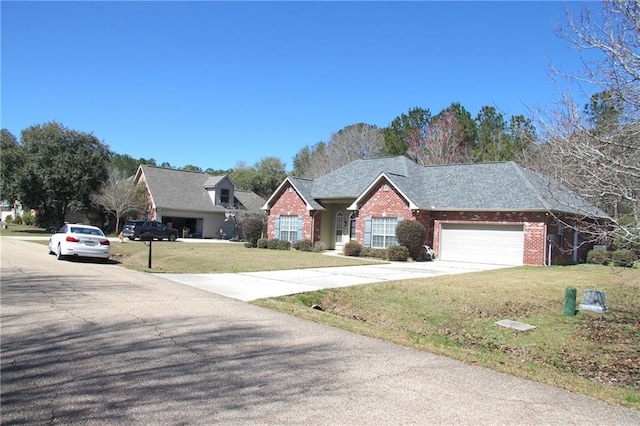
508 162 553 211
140 164 226 177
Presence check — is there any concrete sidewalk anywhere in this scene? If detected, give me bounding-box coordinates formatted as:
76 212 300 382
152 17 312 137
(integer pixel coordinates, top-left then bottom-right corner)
159 260 510 301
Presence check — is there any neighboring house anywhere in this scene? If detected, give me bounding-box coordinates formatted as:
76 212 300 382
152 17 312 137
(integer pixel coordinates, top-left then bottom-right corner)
134 165 265 239
262 156 608 266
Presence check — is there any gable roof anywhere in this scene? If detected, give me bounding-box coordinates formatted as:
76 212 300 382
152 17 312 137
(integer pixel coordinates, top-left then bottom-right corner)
234 190 266 211
135 165 228 212
264 156 608 218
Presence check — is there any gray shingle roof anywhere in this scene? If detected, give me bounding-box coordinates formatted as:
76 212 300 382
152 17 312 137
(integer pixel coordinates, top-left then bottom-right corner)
234 190 266 211
138 166 227 212
267 156 608 217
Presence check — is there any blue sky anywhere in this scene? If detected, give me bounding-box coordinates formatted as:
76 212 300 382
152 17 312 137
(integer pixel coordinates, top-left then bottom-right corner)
2 1 587 171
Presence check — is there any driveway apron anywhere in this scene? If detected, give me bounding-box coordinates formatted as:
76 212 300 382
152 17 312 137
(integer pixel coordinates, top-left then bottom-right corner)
159 261 510 301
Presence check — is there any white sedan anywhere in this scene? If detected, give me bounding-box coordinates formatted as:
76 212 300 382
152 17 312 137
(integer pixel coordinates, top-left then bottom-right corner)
48 224 111 261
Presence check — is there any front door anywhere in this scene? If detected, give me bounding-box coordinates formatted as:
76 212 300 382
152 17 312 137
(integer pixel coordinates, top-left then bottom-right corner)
335 212 345 250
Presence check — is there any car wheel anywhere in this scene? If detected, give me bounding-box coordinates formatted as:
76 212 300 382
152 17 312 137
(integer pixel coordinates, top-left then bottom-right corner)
168 233 177 242
56 244 65 261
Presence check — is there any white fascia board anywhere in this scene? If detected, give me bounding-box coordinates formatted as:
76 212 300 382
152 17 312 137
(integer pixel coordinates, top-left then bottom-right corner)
262 178 291 210
261 177 316 211
348 172 418 210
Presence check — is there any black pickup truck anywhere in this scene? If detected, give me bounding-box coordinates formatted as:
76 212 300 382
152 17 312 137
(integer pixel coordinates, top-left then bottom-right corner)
122 220 179 241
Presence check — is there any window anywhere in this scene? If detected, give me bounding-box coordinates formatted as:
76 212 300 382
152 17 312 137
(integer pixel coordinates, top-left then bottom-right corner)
220 189 230 204
371 217 398 248
279 215 298 242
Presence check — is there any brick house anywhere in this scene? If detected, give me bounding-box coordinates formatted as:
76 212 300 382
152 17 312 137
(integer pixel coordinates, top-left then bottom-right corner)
262 156 607 266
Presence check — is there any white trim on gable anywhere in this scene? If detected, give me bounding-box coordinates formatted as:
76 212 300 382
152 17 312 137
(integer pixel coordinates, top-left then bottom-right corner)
262 177 316 211
347 172 419 211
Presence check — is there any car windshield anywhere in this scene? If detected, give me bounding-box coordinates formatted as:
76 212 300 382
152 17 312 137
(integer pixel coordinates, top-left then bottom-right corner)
70 227 104 236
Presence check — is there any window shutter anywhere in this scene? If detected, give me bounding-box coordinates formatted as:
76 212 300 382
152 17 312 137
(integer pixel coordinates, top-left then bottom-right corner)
364 217 372 247
297 215 303 241
274 215 280 239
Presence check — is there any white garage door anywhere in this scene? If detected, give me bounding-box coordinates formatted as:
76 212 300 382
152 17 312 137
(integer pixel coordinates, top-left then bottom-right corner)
440 224 524 266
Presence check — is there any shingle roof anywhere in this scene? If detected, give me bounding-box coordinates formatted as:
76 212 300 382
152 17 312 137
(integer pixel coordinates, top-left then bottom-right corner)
234 190 266 211
137 166 227 212
267 156 608 217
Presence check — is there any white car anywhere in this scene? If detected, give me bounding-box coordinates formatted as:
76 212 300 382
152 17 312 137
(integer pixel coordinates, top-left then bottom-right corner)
48 224 111 261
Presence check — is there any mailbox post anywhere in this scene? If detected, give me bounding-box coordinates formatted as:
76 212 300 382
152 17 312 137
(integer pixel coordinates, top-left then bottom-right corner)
141 233 153 269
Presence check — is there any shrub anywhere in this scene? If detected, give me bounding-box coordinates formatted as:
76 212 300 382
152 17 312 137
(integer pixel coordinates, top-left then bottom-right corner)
343 240 363 257
611 249 637 268
266 238 291 250
257 238 268 249
387 245 409 261
21 212 35 226
244 241 253 248
586 249 609 265
276 239 291 250
362 247 387 259
12 215 23 225
395 220 425 260
4 215 12 223
266 238 279 249
296 239 313 252
243 218 264 247
313 241 326 252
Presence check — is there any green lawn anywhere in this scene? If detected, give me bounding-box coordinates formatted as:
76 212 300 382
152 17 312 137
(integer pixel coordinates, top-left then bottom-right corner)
109 240 381 273
254 265 640 410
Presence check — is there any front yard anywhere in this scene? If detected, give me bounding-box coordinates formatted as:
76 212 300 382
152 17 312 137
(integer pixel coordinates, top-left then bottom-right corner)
254 265 640 410
11 226 640 409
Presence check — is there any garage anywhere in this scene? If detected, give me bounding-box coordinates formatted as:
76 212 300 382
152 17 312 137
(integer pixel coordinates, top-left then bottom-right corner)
439 223 524 266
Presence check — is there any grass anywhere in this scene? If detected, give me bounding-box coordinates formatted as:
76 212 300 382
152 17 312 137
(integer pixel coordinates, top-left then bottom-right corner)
10 224 383 273
0 223 54 236
108 240 381 273
253 265 640 410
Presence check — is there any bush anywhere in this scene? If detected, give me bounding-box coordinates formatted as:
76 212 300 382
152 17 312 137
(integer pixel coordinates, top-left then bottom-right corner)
295 239 313 252
4 215 12 223
12 215 23 225
257 238 268 249
395 220 425 260
611 249 637 268
21 212 35 226
244 241 253 248
243 218 264 247
362 247 387 259
586 249 609 265
343 240 363 257
266 238 291 250
387 245 409 261
313 241 326 252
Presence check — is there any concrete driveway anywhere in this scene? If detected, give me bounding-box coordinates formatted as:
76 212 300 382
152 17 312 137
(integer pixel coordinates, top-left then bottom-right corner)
160 260 509 301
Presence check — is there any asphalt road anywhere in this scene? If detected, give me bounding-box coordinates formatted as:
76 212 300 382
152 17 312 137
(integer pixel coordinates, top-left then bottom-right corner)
2 238 639 425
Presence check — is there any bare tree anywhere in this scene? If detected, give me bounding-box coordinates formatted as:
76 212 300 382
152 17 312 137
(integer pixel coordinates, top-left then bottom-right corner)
531 0 640 250
406 111 471 165
92 169 147 233
300 123 384 178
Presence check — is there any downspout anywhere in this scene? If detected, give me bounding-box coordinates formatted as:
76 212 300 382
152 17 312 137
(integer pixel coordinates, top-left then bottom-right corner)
310 210 316 244
544 213 550 267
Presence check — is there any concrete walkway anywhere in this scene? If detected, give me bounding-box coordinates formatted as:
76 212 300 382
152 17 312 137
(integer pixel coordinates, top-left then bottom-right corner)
159 260 510 301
